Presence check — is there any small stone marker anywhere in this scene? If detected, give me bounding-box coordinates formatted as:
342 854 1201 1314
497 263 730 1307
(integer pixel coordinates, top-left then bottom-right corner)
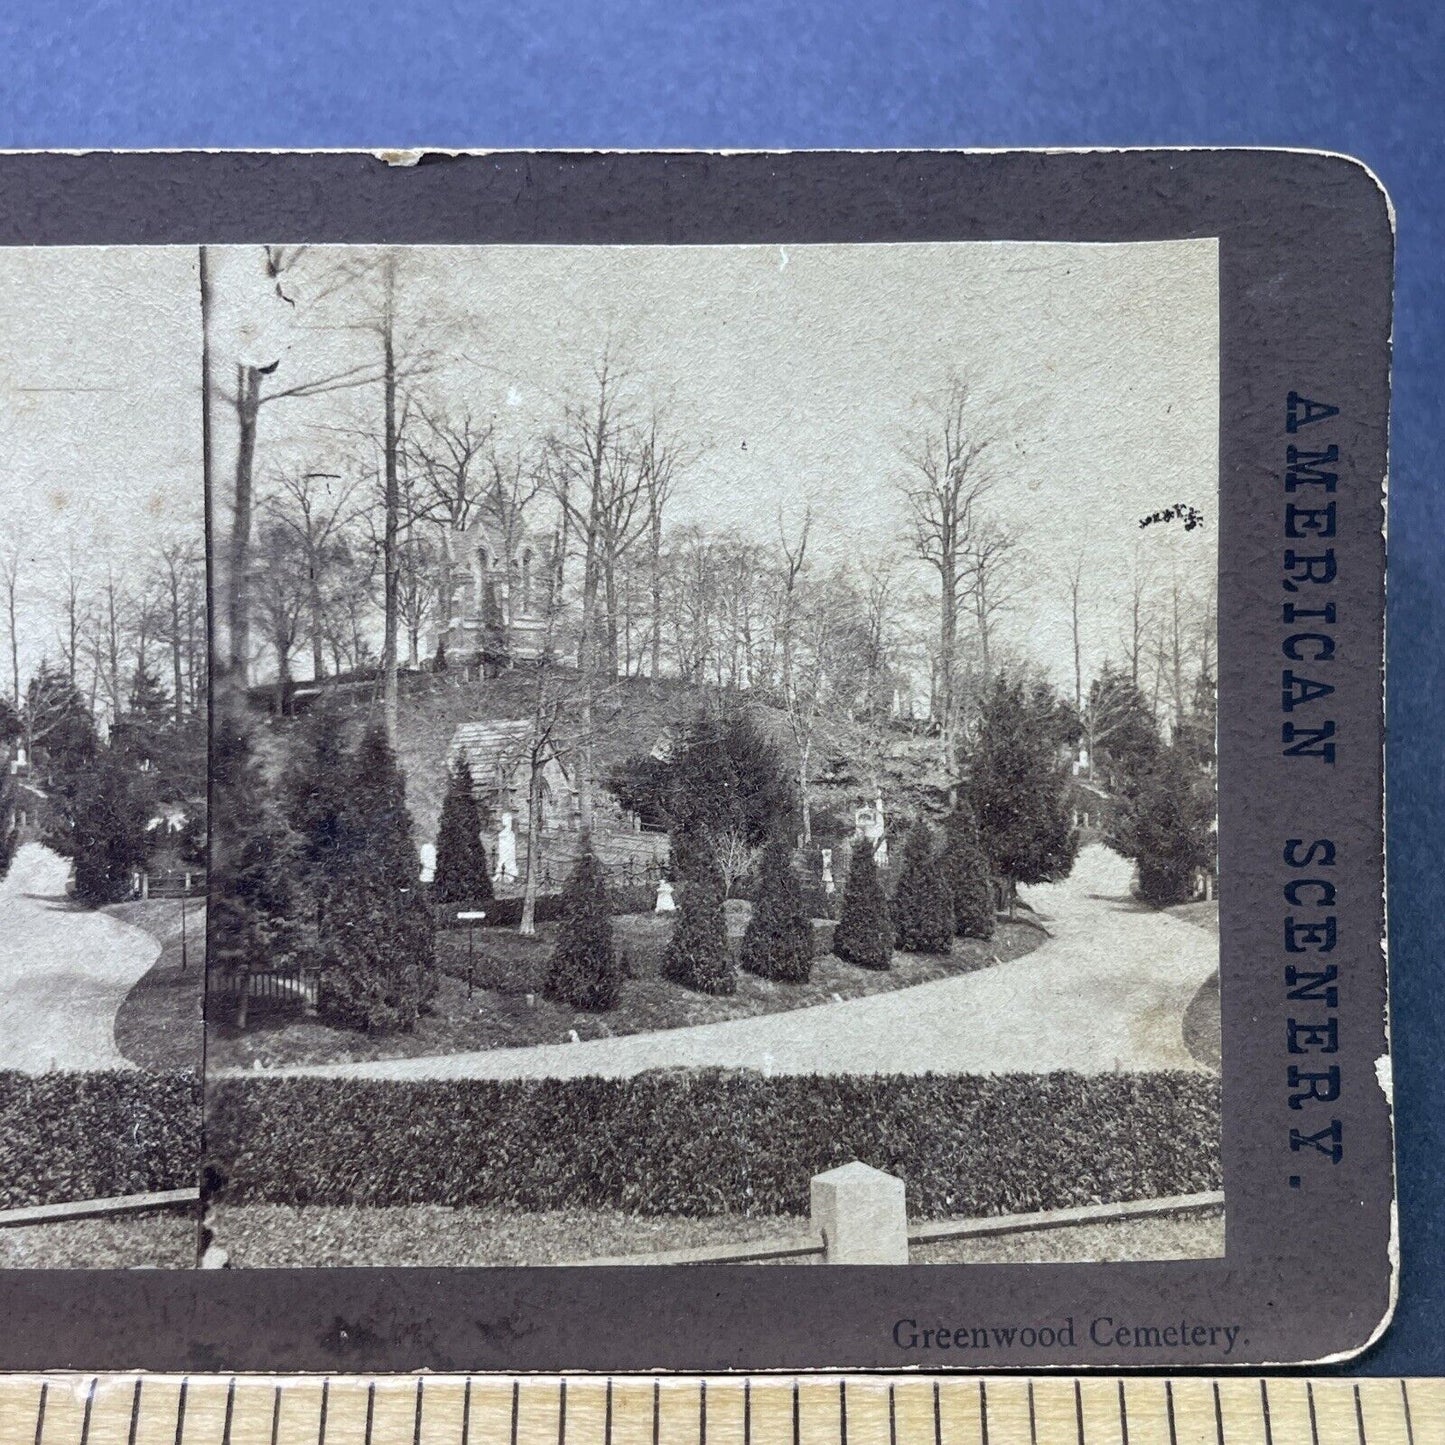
494 812 519 883
655 878 676 912
810 1161 909 1264
820 848 835 894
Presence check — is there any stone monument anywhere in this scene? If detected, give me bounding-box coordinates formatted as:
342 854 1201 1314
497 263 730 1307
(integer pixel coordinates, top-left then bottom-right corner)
853 796 888 866
655 877 676 912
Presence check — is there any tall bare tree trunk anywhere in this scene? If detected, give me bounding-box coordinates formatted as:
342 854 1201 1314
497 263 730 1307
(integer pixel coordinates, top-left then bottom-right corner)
3 561 18 710
228 365 263 686
519 759 545 936
170 583 185 725
939 550 958 788
381 256 401 743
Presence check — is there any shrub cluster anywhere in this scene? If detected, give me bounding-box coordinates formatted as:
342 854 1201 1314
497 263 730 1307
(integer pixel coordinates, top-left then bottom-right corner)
207 1069 1220 1220
940 801 995 940
738 837 813 983
0 1070 200 1210
833 838 893 969
892 820 955 953
662 874 736 995
545 846 624 1011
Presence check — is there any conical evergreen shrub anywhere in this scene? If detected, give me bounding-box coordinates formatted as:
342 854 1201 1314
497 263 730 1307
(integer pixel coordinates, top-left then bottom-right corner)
433 758 493 906
832 837 893 970
72 748 148 905
892 819 955 953
317 725 437 1031
739 835 813 983
545 841 623 1011
940 798 996 939
662 867 736 995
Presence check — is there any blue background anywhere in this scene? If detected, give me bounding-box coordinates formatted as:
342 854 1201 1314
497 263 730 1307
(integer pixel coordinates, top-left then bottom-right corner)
1 0 1440 1375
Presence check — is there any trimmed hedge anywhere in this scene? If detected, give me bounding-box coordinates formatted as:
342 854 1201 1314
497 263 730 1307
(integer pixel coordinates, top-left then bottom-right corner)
0 1070 200 1210
206 1069 1220 1220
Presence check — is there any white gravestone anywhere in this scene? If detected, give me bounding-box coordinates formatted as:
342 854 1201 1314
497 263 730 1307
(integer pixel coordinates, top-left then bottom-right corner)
418 842 436 884
810 1161 909 1264
820 848 835 894
655 877 676 912
494 811 519 883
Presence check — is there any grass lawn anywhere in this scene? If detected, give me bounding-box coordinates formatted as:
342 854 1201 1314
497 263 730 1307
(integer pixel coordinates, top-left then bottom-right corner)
110 899 206 1072
1165 899 1220 934
205 909 1042 1071
0 1207 199 1268
207 1202 1223 1268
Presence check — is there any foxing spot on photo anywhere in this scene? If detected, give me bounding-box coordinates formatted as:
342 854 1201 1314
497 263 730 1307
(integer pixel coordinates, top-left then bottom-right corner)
0 248 205 1268
200 241 1222 1269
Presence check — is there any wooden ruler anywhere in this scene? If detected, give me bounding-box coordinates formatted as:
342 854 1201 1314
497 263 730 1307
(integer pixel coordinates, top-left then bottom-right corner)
0 1377 1437 1445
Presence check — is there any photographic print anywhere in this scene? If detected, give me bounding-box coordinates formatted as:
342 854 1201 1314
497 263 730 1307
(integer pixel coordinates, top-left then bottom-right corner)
0 247 205 1268
201 238 1222 1269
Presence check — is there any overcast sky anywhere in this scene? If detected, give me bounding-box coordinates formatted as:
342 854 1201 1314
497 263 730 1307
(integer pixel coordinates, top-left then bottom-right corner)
215 238 1217 692
0 239 1216 704
0 246 202 694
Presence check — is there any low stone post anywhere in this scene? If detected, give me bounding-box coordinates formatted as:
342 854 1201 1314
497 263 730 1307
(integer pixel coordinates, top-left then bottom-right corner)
810 1161 909 1264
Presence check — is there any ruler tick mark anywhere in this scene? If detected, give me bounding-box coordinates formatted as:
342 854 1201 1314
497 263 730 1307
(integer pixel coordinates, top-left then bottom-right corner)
461 1380 471 1445
1306 1383 1320 1445
604 1381 612 1445
220 1379 234 1445
365 1383 375 1445
128 1379 143 1445
512 1381 521 1445
1212 1384 1223 1445
1118 1381 1128 1445
887 1385 896 1445
33 1381 47 1445
651 1382 659 1445
558 1380 566 1445
1400 1381 1415 1445
838 1380 846 1445
1027 1384 1037 1445
80 1378 97 1445
1165 1382 1177 1445
1074 1381 1084 1445
268 1385 280 1445
1259 1380 1273 1445
744 1379 751 1445
412 1379 423 1445
980 1380 990 1445
700 1380 706 1445
1352 1385 1366 1445
933 1382 941 1445
793 1381 800 1445
175 1380 189 1445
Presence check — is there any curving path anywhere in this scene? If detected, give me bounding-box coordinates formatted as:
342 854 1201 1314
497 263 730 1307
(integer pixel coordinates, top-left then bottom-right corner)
258 844 1218 1082
0 843 160 1072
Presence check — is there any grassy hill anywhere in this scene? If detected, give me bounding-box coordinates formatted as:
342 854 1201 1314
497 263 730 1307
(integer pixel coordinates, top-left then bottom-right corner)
247 669 877 848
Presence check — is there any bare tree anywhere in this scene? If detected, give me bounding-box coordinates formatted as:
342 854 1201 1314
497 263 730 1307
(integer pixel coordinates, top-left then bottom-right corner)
249 522 309 715
205 244 398 692
405 401 494 638
899 377 995 785
0 534 20 709
156 538 203 723
963 520 1023 687
1063 547 1088 717
264 466 368 681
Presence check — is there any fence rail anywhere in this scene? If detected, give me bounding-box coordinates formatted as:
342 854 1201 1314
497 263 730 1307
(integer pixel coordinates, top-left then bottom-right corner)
208 967 318 1009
